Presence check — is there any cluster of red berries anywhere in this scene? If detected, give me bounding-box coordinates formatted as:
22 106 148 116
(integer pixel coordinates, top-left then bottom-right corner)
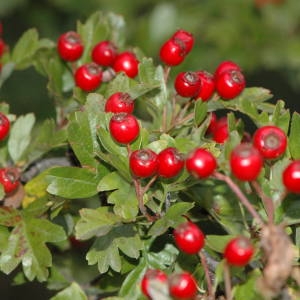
141 221 254 299
141 269 198 300
159 30 245 102
57 31 139 92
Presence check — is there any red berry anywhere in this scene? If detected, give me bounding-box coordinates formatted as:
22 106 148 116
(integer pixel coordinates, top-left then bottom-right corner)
57 31 84 61
141 269 168 299
169 272 198 299
0 168 20 194
157 147 184 178
195 71 215 101
0 38 6 57
105 92 134 114
0 112 10 141
224 236 254 267
91 40 117 67
215 69 246 100
282 160 300 194
113 51 139 78
159 39 186 66
174 71 201 98
129 149 158 178
109 113 140 144
186 148 216 179
173 221 205 254
172 29 194 54
74 63 102 92
253 125 287 159
211 117 228 143
214 60 241 78
230 143 263 181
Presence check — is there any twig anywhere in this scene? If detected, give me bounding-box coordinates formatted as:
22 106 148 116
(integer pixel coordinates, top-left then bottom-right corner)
213 172 264 226
199 250 215 299
224 262 232 300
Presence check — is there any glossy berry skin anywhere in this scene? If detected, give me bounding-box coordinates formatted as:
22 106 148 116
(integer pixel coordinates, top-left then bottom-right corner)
172 29 194 54
159 39 186 66
173 221 205 254
105 92 134 114
57 31 84 61
157 147 184 178
230 143 263 181
109 113 139 144
186 148 216 179
129 149 158 178
169 272 198 300
282 160 300 194
0 168 20 194
91 40 117 67
113 51 139 78
206 112 217 135
214 60 241 78
212 117 228 144
0 38 6 57
141 269 168 299
74 63 102 92
253 125 287 159
215 69 246 100
224 236 254 266
0 112 10 141
195 71 215 101
174 71 201 98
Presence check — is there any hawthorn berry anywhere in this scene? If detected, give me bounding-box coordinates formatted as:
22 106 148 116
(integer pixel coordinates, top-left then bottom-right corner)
168 272 198 299
174 71 201 98
113 51 139 78
206 112 217 135
195 71 215 101
0 38 6 57
57 31 84 61
172 29 194 54
211 116 228 143
141 269 168 299
214 60 241 78
0 112 10 141
186 148 216 179
157 147 184 178
109 113 140 144
105 92 134 114
253 125 287 159
224 236 254 267
173 221 205 254
230 143 263 181
159 39 186 66
129 149 158 178
91 40 117 67
0 168 20 194
215 69 246 100
282 160 300 194
74 63 102 92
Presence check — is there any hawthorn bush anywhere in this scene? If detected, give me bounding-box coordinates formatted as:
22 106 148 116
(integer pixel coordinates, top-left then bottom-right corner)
0 11 299 300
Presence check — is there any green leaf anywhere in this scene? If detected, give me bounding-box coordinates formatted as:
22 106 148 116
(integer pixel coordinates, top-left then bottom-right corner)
289 112 300 159
0 208 66 281
87 224 142 273
0 226 9 252
75 207 121 240
50 282 88 300
194 101 208 126
148 202 194 236
12 28 39 69
46 167 99 199
108 184 139 220
98 171 127 192
205 235 236 253
0 62 15 88
8 113 35 164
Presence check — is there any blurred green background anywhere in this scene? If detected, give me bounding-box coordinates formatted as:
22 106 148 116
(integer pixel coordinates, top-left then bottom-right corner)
0 0 300 298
